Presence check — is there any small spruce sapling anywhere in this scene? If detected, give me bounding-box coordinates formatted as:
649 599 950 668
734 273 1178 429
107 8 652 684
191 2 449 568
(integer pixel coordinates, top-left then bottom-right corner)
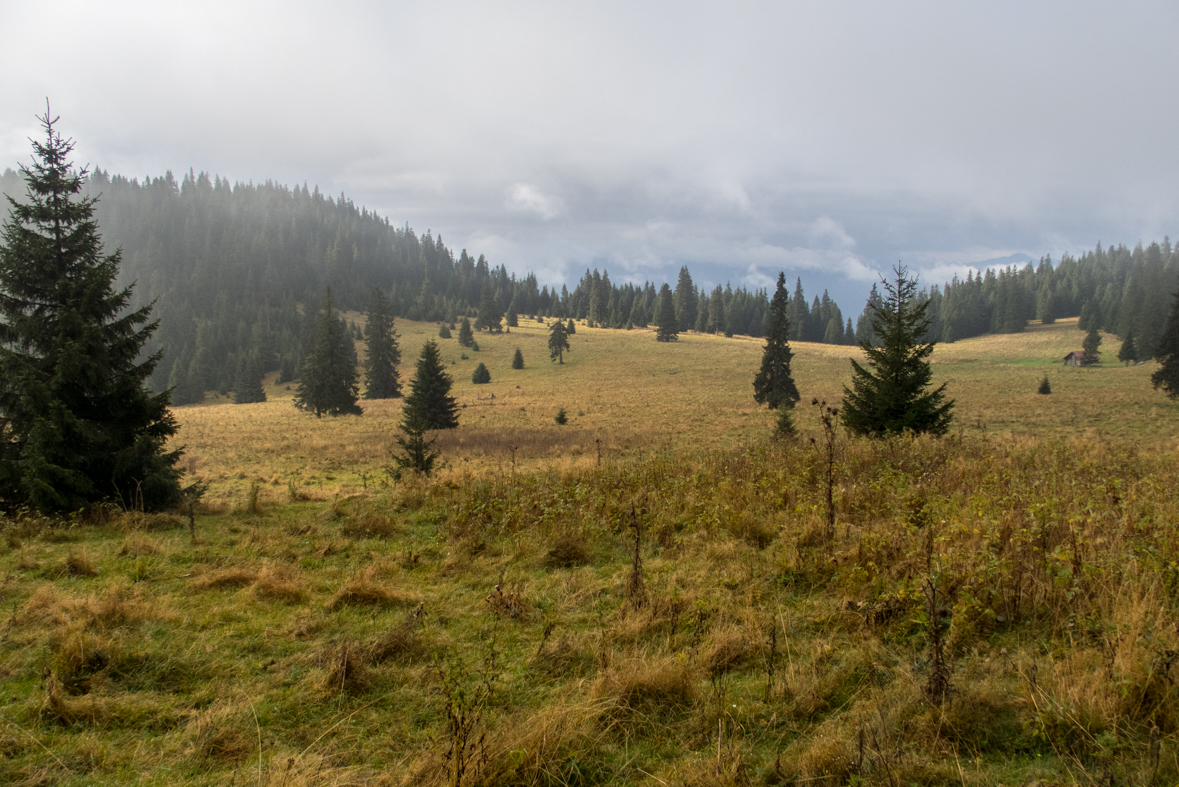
387 415 440 479
471 363 490 384
439 324 452 339
554 408 568 425
511 348 524 369
1038 375 1052 395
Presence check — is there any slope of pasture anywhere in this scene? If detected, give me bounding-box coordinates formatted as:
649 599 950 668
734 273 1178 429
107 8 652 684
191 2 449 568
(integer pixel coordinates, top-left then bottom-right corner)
173 317 1179 505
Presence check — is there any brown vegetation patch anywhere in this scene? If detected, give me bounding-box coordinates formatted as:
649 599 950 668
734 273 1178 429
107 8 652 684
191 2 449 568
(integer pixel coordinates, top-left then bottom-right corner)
593 657 697 718
325 570 417 611
251 563 309 604
323 641 371 695
543 531 590 568
367 603 429 663
191 568 258 591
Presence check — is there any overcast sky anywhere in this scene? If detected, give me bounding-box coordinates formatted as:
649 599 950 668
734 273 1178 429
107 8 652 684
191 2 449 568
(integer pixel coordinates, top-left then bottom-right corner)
3 1 1177 308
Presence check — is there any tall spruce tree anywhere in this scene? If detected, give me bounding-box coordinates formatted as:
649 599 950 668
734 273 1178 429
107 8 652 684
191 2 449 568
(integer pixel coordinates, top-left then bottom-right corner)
1082 326 1102 366
457 316 475 347
1151 288 1179 398
0 110 181 512
475 281 503 333
232 349 266 404
1117 328 1139 366
363 287 401 399
841 266 954 436
403 340 459 429
548 318 570 363
753 273 801 411
654 283 679 342
294 288 362 417
673 266 698 332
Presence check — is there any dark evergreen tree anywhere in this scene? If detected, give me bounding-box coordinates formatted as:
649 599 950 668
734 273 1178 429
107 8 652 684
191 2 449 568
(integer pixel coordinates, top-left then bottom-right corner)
1038 375 1052 395
438 324 452 339
673 266 698 332
403 340 459 430
362 287 401 399
505 300 519 327
512 348 524 369
1082 326 1102 366
841 266 954 436
1151 288 1179 398
471 362 490 384
293 288 362 417
0 111 180 512
457 316 475 347
475 281 502 333
232 349 266 404
549 319 571 363
753 273 801 412
1117 328 1139 366
629 295 648 328
387 413 439 478
654 283 679 342
566 319 576 335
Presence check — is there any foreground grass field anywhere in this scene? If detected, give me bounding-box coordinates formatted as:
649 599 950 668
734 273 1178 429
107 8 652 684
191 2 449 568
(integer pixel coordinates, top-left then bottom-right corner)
2 318 1178 786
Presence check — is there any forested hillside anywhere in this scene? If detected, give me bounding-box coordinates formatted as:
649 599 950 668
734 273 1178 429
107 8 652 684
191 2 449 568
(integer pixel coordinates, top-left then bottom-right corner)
902 241 1179 353
2 165 1176 403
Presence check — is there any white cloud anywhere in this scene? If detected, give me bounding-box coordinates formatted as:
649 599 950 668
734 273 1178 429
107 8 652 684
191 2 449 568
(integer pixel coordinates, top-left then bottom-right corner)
505 184 564 220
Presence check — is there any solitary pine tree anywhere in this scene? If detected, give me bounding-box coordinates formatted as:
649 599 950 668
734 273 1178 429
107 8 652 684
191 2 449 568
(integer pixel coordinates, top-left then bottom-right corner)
841 266 954 436
458 317 475 347
233 349 266 404
566 319 576 335
0 110 181 511
1152 288 1179 398
654 283 679 342
438 324 452 339
548 318 571 363
403 340 459 430
363 287 401 399
1082 326 1102 366
472 362 490 384
294 288 362 417
753 273 801 411
512 348 524 369
1117 328 1139 366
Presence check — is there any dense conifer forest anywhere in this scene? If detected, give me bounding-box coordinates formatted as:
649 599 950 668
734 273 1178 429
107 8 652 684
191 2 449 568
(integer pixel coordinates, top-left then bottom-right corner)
2 166 1176 403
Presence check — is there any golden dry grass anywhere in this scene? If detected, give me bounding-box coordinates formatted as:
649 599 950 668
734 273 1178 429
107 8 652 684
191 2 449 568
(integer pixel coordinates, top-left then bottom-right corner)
173 315 1179 505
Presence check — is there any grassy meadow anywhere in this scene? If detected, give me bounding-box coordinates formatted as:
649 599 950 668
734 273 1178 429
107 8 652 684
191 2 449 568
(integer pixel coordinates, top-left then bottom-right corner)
2 317 1179 786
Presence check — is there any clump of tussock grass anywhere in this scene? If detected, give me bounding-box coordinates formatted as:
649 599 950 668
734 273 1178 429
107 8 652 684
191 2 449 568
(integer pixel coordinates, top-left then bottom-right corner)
323 641 372 696
23 581 159 633
543 530 590 568
190 568 258 591
118 511 188 532
42 548 98 579
117 533 159 557
698 625 758 679
593 656 698 720
251 563 309 604
326 568 417 611
325 494 400 540
484 578 536 621
367 602 430 663
724 509 777 549
50 626 111 695
530 634 597 680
